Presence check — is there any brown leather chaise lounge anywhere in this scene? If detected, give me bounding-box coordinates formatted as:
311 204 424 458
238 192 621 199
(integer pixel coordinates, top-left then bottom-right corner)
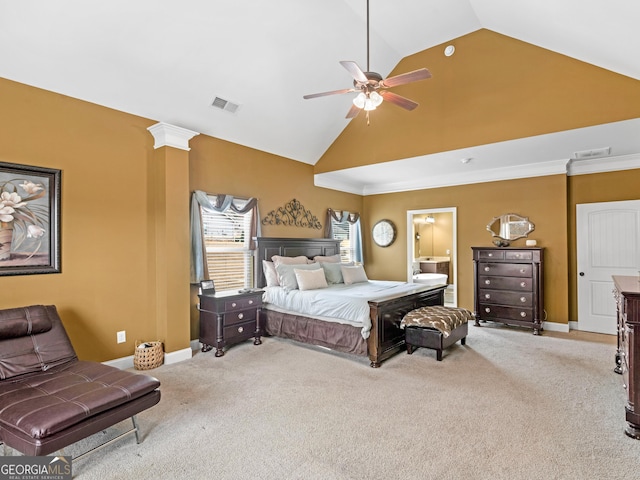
0 305 161 459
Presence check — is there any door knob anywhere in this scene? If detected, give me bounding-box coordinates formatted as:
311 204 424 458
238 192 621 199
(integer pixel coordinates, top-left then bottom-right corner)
579 272 585 276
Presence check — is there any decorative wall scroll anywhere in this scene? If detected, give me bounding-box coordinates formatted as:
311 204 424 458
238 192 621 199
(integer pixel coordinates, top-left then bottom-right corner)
261 199 322 229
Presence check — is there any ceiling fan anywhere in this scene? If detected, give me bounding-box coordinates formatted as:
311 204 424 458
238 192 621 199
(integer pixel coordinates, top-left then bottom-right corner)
303 0 432 120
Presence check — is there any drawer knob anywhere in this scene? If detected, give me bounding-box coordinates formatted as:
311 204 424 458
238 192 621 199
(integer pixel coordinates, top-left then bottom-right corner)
484 266 490 272
488 253 493 257
485 280 491 285
515 254 521 258
520 297 527 303
249 300 253 305
238 326 244 333
238 313 244 320
520 268 526 274
485 307 491 313
231 302 237 308
520 282 526 288
485 294 491 299
520 311 527 318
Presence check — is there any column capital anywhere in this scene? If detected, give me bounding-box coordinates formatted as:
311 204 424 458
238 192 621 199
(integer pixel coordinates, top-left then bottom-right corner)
147 122 199 151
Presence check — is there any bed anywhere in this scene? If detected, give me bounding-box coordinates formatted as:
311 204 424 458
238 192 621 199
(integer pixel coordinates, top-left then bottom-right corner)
255 237 446 367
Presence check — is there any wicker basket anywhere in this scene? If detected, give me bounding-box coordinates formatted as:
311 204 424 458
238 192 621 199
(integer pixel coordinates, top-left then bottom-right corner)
133 341 164 370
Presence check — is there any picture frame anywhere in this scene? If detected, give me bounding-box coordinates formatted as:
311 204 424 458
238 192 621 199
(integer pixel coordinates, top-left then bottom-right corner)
0 161 61 276
199 280 215 295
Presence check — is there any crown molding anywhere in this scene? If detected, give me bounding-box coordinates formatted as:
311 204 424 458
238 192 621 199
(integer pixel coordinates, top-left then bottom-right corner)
567 153 640 176
147 122 199 151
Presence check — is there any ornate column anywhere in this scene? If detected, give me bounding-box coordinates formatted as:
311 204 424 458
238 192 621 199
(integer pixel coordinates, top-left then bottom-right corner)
147 122 198 364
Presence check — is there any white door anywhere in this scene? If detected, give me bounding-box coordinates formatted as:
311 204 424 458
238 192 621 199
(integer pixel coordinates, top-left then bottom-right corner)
577 200 640 334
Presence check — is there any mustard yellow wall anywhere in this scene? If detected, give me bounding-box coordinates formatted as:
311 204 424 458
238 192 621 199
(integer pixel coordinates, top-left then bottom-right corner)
0 78 160 361
363 175 569 324
316 29 640 174
567 169 640 321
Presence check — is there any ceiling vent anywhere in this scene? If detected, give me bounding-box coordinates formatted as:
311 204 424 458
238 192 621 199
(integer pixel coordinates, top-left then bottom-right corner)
572 147 611 160
211 96 240 114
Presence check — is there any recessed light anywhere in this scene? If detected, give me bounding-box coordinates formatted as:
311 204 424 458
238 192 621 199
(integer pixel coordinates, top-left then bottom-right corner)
444 45 455 57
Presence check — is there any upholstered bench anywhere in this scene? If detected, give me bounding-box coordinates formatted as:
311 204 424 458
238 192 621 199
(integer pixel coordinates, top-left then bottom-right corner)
400 305 472 361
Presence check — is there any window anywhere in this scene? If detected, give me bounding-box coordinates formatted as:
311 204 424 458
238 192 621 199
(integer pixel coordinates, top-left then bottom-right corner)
331 218 358 263
200 198 253 291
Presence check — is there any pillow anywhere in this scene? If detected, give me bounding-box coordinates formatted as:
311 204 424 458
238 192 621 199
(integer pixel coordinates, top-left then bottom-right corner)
312 254 341 263
271 255 310 266
262 260 279 287
275 262 322 291
341 265 369 285
321 261 353 284
294 267 328 291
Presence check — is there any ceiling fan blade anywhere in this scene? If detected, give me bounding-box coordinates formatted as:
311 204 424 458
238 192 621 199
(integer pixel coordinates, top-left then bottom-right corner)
345 103 361 119
380 90 419 111
303 88 356 100
380 68 431 88
339 61 369 84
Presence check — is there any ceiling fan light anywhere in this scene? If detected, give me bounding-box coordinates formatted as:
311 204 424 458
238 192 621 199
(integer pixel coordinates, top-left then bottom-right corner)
353 92 366 109
370 91 383 107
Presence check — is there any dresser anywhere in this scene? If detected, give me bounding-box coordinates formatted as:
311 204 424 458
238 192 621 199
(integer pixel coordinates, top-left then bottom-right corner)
472 247 544 335
198 290 263 357
612 275 640 439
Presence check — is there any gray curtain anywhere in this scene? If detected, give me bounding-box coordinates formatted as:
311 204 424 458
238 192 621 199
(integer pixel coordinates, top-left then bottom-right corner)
190 191 260 283
324 208 363 264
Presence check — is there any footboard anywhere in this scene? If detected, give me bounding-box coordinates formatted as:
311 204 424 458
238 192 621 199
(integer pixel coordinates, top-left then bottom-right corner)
367 285 446 367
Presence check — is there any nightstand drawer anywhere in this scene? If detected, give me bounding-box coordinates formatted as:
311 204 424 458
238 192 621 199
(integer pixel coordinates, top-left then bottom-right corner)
225 308 257 326
479 290 533 306
224 320 257 341
225 296 261 312
479 276 532 291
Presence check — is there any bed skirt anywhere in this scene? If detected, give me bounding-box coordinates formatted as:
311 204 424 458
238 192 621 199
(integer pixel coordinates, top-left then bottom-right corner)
262 308 368 356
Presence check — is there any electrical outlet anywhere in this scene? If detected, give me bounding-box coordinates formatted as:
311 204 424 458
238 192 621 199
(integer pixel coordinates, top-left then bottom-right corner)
117 330 126 344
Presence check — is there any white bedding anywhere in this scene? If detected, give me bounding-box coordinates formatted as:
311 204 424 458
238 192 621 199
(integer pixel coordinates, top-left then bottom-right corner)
262 280 428 339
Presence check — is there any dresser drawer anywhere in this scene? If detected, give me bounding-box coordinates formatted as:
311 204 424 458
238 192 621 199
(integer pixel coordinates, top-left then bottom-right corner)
505 250 533 261
224 319 257 341
479 290 533 306
225 308 257 326
479 276 533 291
479 304 534 323
479 263 532 278
477 250 504 260
224 295 261 312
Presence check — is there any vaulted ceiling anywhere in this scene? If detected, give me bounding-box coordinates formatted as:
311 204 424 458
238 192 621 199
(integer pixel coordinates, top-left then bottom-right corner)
1 1 639 191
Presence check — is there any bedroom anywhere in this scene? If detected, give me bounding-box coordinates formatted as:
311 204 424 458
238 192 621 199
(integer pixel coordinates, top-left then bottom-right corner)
1 0 640 476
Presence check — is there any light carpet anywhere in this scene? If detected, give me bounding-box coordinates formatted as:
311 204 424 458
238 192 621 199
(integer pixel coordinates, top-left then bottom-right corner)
41 325 640 479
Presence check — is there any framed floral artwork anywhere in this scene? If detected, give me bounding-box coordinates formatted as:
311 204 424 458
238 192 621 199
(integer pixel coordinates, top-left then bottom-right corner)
0 161 61 276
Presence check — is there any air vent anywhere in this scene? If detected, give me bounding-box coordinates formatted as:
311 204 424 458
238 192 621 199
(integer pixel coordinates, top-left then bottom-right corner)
572 147 611 160
211 96 240 114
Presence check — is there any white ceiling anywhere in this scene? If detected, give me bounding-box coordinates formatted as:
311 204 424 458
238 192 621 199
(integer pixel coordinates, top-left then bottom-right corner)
1 0 639 191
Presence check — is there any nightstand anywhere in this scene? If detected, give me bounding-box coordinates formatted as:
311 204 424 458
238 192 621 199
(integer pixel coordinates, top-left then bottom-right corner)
198 290 263 357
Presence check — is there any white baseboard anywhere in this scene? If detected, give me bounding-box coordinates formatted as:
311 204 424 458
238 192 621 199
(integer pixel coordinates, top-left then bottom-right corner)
542 321 570 333
569 321 579 331
102 344 195 370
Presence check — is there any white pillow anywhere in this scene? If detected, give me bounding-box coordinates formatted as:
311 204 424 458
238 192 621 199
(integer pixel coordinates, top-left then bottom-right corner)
321 262 353 284
294 267 328 291
271 255 310 266
275 262 322 291
262 260 279 287
312 254 341 263
341 265 369 285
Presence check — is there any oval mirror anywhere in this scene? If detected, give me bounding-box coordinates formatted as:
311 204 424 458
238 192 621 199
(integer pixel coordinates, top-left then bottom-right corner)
487 213 535 241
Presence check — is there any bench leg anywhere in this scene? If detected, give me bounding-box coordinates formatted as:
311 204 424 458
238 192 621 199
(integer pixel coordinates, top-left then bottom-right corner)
436 349 443 361
407 344 415 355
461 337 466 346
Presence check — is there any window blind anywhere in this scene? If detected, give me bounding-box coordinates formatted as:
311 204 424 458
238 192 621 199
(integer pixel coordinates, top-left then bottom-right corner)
331 219 355 263
201 201 253 291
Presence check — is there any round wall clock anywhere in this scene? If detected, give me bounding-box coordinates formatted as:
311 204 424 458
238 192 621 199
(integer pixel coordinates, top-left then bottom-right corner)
372 219 397 247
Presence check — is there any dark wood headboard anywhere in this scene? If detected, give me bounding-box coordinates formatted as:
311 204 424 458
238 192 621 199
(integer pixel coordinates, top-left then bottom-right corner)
254 237 341 288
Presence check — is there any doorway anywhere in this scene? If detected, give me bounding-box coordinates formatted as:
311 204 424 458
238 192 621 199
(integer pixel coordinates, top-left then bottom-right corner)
406 208 457 306
577 200 640 334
